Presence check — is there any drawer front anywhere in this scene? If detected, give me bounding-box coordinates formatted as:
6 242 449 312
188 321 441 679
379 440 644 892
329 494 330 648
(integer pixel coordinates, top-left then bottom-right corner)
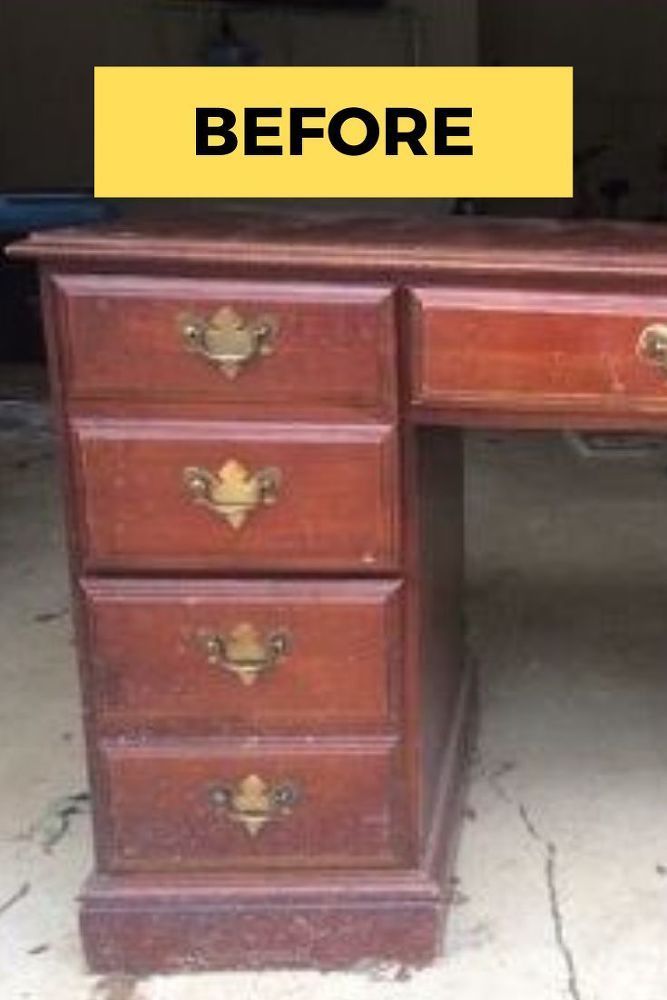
100 743 405 871
84 579 402 734
412 288 667 416
72 420 399 572
53 275 396 414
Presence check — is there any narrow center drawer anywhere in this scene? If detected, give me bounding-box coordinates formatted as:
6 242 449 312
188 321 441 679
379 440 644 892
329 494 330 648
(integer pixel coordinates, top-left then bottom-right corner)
83 578 403 734
52 275 396 415
72 419 399 572
411 286 667 417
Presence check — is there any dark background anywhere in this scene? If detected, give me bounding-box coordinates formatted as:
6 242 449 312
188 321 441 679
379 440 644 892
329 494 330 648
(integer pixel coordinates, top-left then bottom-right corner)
2 0 667 361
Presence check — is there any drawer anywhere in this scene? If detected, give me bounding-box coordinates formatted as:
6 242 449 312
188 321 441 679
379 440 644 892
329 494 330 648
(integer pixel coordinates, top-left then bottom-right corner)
72 420 399 572
412 287 667 417
52 275 396 415
83 579 402 734
99 742 405 871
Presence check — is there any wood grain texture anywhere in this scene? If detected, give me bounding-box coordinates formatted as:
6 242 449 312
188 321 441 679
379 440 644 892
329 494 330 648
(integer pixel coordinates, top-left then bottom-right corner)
81 893 440 973
80 871 442 973
51 274 396 416
71 419 400 572
412 286 667 419
14 213 667 285
79 664 474 973
24 210 667 972
82 578 403 735
99 740 406 872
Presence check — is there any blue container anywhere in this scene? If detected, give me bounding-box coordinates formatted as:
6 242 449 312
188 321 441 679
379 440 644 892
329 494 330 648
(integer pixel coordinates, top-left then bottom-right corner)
0 194 117 363
0 193 115 234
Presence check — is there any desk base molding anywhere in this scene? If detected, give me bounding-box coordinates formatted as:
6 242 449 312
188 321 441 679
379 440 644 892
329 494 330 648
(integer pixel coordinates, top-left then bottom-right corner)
80 669 474 974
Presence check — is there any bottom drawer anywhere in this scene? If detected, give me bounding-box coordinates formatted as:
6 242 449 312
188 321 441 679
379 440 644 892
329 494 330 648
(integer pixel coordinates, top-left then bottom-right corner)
100 742 406 872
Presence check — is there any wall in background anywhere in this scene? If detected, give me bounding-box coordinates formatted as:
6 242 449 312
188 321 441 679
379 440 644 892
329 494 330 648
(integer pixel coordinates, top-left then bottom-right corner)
4 1 667 217
480 0 667 219
0 0 478 191
0 1 202 189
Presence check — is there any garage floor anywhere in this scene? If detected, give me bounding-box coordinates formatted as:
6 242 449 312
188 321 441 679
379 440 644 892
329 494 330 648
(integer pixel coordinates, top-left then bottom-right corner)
2 371 667 1000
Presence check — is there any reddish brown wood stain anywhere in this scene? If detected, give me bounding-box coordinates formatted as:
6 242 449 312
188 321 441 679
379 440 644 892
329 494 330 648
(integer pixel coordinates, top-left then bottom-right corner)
412 286 667 418
52 274 396 416
84 578 402 735
72 419 400 572
101 742 405 872
12 211 666 972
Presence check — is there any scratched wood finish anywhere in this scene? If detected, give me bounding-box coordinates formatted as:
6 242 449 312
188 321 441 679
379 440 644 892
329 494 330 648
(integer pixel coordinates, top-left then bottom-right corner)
23 210 667 972
71 420 399 572
51 274 396 415
83 578 402 735
81 873 443 972
99 742 405 872
16 212 667 287
412 287 667 418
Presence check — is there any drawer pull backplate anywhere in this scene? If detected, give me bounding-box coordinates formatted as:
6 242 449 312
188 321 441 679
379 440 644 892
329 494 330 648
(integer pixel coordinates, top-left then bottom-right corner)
196 622 290 686
209 774 300 837
183 459 281 530
181 306 276 379
638 324 667 374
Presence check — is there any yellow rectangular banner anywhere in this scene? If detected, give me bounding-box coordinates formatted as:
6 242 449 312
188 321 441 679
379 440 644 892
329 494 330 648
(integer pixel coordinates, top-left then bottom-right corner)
95 66 572 198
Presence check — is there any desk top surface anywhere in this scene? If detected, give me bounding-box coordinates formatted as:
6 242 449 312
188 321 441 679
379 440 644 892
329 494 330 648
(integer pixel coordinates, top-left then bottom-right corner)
12 209 667 280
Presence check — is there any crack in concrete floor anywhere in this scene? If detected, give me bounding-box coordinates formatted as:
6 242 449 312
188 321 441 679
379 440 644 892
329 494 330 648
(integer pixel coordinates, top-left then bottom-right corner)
482 759 583 1000
4 421 667 998
0 882 30 920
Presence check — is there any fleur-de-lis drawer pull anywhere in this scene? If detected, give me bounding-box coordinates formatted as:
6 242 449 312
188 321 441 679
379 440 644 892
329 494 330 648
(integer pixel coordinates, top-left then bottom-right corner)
180 306 277 379
196 622 290 686
209 774 300 838
183 459 281 530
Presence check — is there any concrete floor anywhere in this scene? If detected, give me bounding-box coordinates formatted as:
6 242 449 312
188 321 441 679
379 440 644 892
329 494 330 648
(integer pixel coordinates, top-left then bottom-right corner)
2 381 667 999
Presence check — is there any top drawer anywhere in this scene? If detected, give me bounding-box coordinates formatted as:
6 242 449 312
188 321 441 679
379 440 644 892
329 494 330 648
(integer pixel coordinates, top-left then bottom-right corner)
411 287 667 421
51 275 396 415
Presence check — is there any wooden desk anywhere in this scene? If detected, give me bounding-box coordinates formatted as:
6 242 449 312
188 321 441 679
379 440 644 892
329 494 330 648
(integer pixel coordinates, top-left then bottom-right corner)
13 213 667 973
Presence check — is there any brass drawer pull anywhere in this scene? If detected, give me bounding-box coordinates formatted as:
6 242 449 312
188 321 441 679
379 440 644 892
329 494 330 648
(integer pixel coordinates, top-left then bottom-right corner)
209 774 300 837
180 306 276 379
183 459 281 530
637 324 667 373
196 623 290 686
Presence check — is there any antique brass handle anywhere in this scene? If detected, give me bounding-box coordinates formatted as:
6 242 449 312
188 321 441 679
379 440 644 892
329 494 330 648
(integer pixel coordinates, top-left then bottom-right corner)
637 324 667 373
196 623 290 686
183 459 281 530
209 774 300 837
180 306 276 379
